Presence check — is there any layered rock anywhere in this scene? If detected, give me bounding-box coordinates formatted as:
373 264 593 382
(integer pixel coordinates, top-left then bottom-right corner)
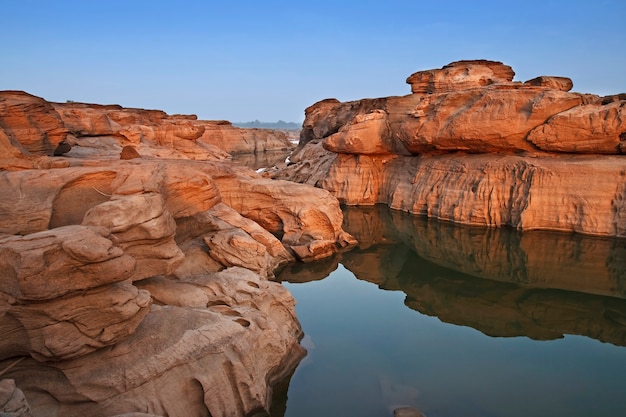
275 60 626 238
3 267 304 417
406 60 516 94
0 91 67 155
0 91 294 161
0 92 353 416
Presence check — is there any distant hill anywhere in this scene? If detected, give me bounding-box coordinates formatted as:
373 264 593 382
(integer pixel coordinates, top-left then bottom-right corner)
233 120 301 130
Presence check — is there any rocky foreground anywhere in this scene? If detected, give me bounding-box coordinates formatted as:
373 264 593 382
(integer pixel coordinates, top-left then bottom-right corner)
0 92 355 416
274 60 626 238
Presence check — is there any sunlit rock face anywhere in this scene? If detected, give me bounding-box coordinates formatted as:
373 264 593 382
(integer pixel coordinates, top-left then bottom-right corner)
0 90 294 161
53 100 294 158
0 92 358 416
275 60 626 238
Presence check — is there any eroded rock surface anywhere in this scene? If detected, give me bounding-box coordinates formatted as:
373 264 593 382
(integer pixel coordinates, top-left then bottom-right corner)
275 60 626 238
0 91 353 416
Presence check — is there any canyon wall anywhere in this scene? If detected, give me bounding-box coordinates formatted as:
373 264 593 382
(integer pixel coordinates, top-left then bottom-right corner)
0 91 354 416
275 60 626 238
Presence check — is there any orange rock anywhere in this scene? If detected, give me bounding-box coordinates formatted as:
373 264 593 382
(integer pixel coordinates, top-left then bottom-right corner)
0 225 135 301
120 145 141 159
0 91 67 155
406 59 515 94
524 75 573 91
323 110 395 155
527 100 626 154
389 85 584 153
47 99 294 159
276 60 626 238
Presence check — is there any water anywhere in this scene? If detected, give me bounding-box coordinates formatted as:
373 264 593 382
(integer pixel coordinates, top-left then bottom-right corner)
277 205 626 417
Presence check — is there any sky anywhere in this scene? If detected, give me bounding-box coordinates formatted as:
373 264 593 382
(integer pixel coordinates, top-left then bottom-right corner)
1 1 625 123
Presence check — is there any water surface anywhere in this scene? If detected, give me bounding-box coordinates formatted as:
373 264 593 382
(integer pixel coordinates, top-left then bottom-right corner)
277 205 626 417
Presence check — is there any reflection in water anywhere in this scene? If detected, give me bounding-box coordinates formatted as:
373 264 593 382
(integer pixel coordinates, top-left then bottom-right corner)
344 204 626 298
277 205 626 417
279 204 626 345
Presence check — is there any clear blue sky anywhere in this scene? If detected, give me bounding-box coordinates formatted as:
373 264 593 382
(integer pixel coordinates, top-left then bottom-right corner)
2 1 625 123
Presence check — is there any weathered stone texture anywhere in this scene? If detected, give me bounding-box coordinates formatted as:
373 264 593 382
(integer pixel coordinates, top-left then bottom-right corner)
276 60 626 238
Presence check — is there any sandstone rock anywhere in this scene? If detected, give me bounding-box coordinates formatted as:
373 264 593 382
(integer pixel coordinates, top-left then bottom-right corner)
300 97 387 146
527 100 626 154
0 379 32 417
0 90 354 417
276 61 626 237
5 280 151 361
49 99 293 159
524 75 573 91
391 85 583 153
82 193 184 281
272 139 337 187
53 104 122 137
200 203 294 277
0 225 135 301
0 91 67 156
201 161 357 261
2 268 305 417
406 59 515 94
0 129 26 160
323 110 396 155
197 122 294 154
120 145 141 159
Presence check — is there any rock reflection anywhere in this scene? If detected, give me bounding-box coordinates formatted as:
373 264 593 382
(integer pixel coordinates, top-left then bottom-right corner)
279 205 626 346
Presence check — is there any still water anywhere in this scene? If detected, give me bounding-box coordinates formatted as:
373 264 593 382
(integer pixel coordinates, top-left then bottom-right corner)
277 205 626 417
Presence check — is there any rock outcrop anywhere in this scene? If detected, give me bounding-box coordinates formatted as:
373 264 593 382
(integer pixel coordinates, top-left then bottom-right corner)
0 91 353 416
275 60 626 238
0 91 294 161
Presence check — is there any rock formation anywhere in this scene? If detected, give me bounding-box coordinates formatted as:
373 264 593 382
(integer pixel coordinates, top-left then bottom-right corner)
0 91 355 416
0 91 294 161
275 60 626 238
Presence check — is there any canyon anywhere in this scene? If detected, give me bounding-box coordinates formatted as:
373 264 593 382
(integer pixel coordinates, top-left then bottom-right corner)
1 58 625 417
274 60 626 238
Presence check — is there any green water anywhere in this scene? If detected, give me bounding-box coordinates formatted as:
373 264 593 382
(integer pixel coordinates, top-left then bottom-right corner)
278 206 626 417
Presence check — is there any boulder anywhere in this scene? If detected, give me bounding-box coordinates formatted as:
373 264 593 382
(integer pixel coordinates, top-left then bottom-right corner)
323 110 395 155
406 59 515 94
524 75 573 91
527 100 626 154
120 145 141 160
200 161 357 261
391 85 583 153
